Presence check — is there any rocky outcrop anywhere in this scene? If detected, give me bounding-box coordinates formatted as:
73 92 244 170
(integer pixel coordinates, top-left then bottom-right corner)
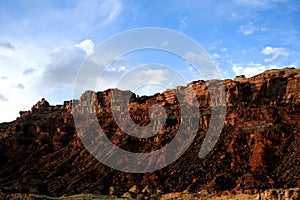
0 68 299 198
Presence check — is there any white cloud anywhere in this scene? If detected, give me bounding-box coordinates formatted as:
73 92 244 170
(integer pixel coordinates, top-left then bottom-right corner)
108 67 116 72
0 41 15 50
184 51 209 64
0 0 126 123
178 16 188 32
232 62 281 78
43 39 96 88
238 24 256 35
23 67 35 75
261 27 268 31
98 64 187 96
0 39 97 122
105 65 127 72
211 53 220 59
184 51 221 79
96 70 126 91
0 94 8 101
140 69 168 83
0 44 47 122
75 39 95 55
232 63 265 77
119 66 126 72
282 62 298 69
235 0 287 8
16 83 25 89
43 48 85 87
104 67 169 92
261 46 289 62
188 66 196 73
238 22 268 36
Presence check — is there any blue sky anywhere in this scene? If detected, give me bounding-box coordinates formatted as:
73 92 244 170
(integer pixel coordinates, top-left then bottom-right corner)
0 0 299 122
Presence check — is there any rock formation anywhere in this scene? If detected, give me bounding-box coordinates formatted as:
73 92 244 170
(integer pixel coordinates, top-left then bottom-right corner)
0 68 299 198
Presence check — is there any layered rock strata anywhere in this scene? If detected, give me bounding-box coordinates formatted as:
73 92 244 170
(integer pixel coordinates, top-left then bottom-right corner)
0 68 299 198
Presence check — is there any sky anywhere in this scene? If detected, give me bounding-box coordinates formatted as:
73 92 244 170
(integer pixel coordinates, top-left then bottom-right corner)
0 0 299 122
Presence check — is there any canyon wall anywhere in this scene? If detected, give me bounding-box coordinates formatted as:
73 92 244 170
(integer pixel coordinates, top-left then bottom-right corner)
0 68 299 197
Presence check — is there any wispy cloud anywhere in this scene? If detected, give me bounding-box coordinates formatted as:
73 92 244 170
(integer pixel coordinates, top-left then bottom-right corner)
100 0 123 25
229 0 290 20
238 24 256 35
261 46 289 62
0 0 123 43
235 0 288 9
178 16 188 32
237 22 267 36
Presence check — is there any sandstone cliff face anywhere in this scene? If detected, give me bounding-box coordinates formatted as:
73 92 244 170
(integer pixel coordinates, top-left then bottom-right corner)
0 68 299 197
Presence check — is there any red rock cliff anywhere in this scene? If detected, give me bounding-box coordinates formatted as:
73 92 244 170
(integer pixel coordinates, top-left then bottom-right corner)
0 68 299 197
